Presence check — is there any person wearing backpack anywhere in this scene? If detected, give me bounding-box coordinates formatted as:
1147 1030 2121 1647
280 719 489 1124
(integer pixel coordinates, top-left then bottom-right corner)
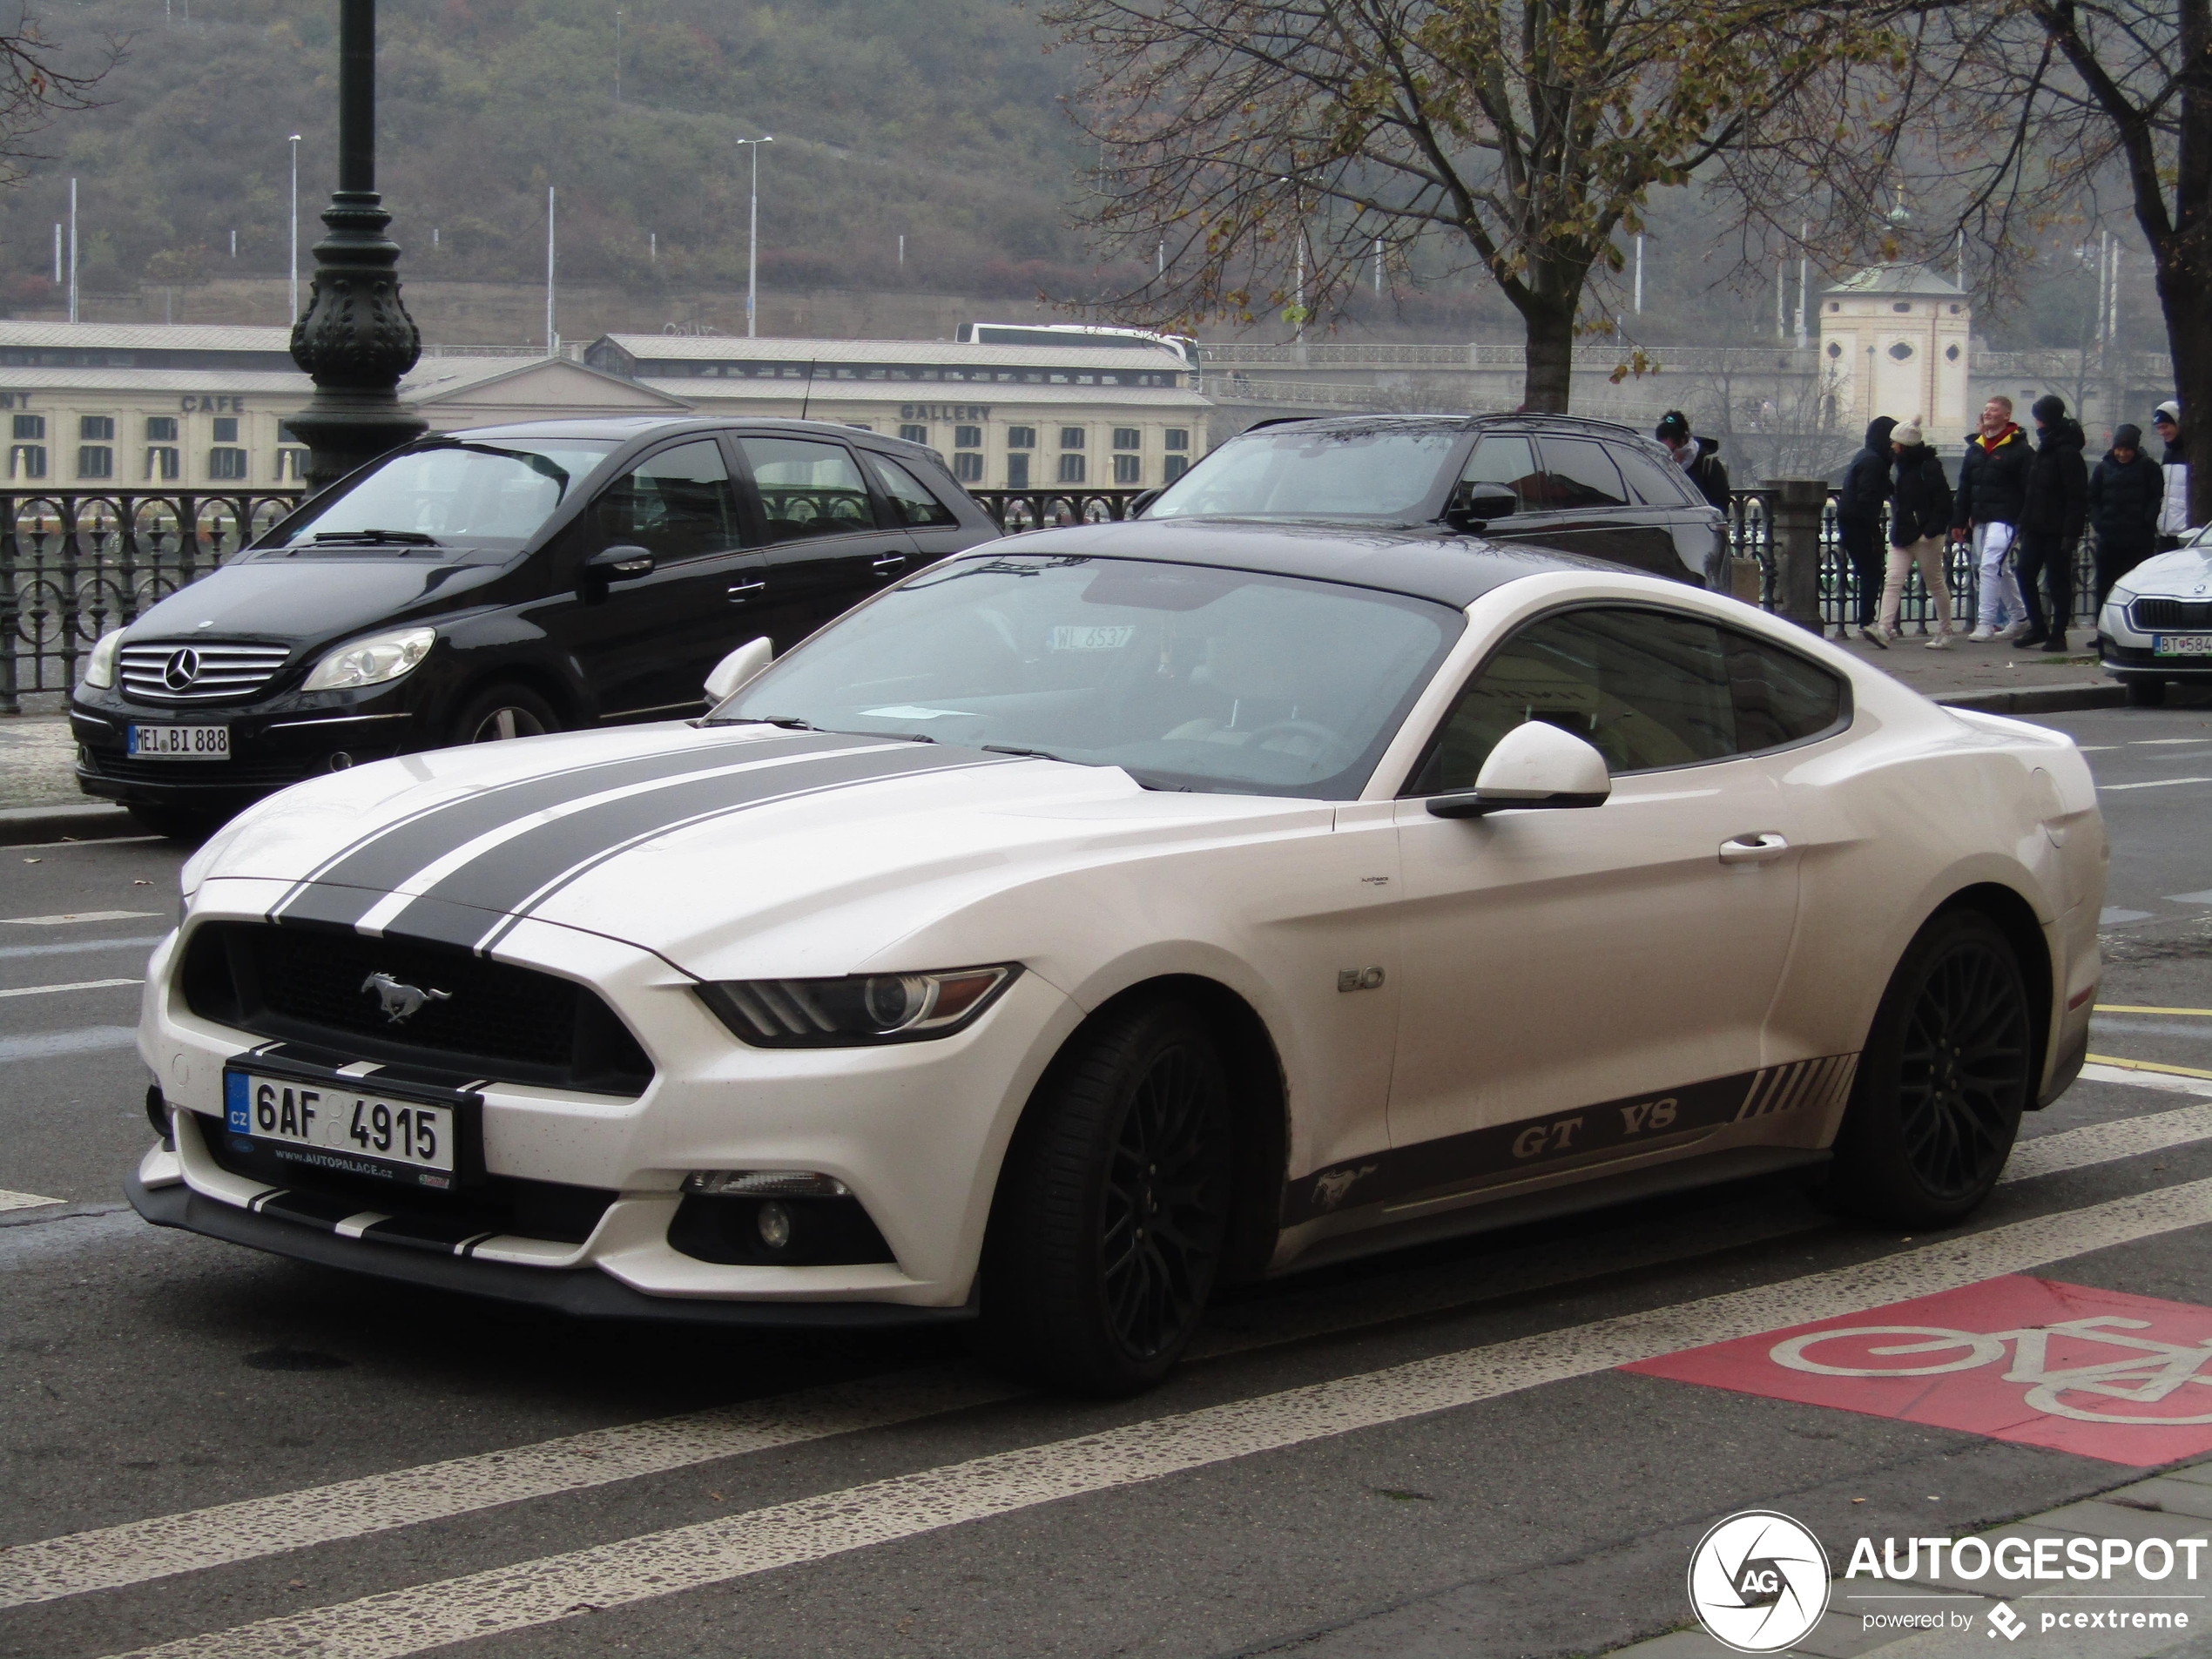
1871 419 1958 648
2013 395 2087 652
1836 415 1897 642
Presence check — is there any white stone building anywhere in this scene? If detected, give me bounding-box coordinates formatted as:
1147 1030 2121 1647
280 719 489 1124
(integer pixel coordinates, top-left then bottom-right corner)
1816 264 1973 437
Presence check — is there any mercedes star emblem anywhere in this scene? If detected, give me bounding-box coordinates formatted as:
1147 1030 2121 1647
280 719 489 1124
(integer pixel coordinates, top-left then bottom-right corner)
162 647 201 691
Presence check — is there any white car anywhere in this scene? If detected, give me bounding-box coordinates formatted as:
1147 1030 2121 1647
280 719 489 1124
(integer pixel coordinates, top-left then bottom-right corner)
2098 526 2212 705
129 523 2107 1393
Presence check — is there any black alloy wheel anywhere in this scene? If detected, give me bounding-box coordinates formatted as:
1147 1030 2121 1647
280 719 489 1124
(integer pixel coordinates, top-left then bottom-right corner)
452 682 561 745
1825 909 2033 1226
981 1000 1233 1394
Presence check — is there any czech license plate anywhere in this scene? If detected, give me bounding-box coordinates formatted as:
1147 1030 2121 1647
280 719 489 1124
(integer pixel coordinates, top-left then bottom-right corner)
225 1069 458 1187
2153 635 2212 658
127 724 230 760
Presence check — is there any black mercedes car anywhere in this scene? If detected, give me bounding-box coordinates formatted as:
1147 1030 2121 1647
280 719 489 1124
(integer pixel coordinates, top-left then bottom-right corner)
71 416 1001 834
1140 413 1728 584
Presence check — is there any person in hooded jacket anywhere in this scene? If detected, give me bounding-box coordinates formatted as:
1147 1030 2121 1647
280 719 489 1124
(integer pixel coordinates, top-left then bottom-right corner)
2013 394 2087 652
1835 415 1897 641
1656 410 1731 510
1871 419 1957 648
2153 400 2190 550
2087 423 2163 604
1952 395 2035 638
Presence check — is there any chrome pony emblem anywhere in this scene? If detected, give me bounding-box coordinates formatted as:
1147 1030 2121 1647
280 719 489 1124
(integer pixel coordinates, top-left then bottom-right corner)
361 973 452 1024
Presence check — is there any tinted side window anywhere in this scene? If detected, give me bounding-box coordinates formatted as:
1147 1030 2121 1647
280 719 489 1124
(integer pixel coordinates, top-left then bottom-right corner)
590 440 745 562
1612 442 1700 508
1460 434 1541 510
739 437 874 541
867 453 961 527
1534 437 1629 509
1413 608 1735 791
1726 631 1846 751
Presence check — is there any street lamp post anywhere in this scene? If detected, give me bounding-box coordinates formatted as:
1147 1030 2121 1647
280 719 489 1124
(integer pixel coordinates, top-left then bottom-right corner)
737 135 771 339
287 133 301 320
287 0 423 489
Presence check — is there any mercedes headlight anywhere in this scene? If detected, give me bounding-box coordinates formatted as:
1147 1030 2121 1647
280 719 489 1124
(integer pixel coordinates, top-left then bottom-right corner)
302 626 436 691
80 628 122 691
698 965 1019 1047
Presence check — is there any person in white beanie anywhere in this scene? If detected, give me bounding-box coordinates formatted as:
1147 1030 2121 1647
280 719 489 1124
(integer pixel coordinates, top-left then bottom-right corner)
2154 400 2190 550
1871 419 1958 648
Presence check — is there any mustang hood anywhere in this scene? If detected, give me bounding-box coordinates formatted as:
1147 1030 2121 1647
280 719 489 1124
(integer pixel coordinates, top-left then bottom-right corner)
190 722 1328 977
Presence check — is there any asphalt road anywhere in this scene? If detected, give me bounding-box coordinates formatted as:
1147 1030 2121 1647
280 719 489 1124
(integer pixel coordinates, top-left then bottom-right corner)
3 705 2212 1659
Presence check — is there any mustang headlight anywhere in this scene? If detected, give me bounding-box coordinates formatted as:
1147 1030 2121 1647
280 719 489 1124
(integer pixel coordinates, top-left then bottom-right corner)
698 965 1019 1047
302 626 435 692
80 628 123 690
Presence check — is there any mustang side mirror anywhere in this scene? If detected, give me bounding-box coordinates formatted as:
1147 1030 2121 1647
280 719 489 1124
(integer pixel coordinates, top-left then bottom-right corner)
1442 480 1517 532
704 637 775 704
579 543 655 606
1426 720 1611 818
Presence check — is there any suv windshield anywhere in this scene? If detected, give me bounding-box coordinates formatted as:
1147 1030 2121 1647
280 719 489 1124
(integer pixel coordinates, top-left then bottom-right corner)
1148 421 1463 522
266 439 620 554
711 553 1460 798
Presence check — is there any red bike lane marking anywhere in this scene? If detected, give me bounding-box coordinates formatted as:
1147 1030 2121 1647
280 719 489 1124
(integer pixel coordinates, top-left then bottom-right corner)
1624 1276 2212 1467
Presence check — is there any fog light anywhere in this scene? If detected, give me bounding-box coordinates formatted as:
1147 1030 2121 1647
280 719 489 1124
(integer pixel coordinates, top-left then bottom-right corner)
756 1201 792 1250
684 1170 849 1198
328 752 354 772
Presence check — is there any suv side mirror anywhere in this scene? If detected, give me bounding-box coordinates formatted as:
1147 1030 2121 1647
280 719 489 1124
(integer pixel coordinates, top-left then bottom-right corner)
1443 480 1517 531
705 636 774 704
1426 720 1610 818
580 543 655 605
1126 488 1163 518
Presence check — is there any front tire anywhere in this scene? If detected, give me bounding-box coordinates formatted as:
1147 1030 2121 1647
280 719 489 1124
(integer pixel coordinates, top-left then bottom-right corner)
980 1000 1233 1394
125 803 224 841
2124 677 2168 707
451 682 561 745
1824 909 2032 1227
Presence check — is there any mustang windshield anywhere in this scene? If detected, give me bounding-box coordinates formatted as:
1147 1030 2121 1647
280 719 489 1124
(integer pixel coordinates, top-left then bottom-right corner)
1147 422 1462 522
265 440 620 554
712 554 1461 798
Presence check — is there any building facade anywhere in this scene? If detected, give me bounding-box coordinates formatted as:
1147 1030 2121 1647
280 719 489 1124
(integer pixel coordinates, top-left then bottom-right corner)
584 334 1212 490
1816 264 1973 436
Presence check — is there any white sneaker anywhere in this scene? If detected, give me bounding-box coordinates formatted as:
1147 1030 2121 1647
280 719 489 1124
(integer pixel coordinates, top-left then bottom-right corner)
1997 619 2030 641
1968 625 1997 641
1924 633 1952 650
1861 624 1892 649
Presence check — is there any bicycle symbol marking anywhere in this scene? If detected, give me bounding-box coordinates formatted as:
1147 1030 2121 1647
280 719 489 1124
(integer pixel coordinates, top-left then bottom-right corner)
1770 1318 2212 1426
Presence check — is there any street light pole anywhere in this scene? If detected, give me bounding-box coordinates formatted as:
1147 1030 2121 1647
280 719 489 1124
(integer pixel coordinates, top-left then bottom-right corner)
287 0 424 490
288 134 301 320
737 136 771 338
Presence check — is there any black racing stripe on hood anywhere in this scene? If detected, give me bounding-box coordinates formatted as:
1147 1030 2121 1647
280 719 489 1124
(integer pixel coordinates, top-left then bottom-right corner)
268 731 877 930
376 744 1010 949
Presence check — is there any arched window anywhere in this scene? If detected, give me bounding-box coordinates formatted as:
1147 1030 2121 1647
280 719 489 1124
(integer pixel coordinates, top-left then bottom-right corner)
1887 341 1916 361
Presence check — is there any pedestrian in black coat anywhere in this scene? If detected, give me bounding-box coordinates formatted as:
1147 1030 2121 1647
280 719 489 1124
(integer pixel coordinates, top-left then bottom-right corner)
2013 395 2087 651
2087 424 2164 604
1871 421 1958 645
1836 415 1897 637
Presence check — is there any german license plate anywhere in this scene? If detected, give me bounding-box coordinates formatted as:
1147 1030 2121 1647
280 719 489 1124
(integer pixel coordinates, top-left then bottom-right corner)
2153 635 2212 658
127 723 229 760
225 1069 458 1186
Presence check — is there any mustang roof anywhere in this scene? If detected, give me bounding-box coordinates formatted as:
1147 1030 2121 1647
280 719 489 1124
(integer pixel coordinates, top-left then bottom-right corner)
984 517 1617 610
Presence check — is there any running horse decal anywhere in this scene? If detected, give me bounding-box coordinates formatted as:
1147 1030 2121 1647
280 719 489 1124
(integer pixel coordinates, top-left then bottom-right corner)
361 973 453 1024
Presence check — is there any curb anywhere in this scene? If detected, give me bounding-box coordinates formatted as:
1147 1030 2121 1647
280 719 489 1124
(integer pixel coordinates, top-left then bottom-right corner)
1931 680 2129 716
0 801 138 846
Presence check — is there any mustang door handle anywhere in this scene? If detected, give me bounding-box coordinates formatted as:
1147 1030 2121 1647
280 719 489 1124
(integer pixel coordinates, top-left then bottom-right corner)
726 578 766 604
1719 832 1791 864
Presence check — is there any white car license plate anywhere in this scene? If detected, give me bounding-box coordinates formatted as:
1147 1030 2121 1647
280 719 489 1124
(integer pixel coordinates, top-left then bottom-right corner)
2153 634 2212 658
127 723 230 760
225 1069 458 1184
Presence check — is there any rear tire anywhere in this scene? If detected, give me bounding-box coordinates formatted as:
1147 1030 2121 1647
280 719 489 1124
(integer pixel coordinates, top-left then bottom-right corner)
2124 677 2168 707
979 999 1233 1395
451 682 561 745
125 803 223 841
1824 909 2032 1227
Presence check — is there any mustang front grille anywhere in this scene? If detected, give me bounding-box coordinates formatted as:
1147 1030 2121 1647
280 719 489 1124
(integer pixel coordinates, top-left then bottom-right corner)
182 921 654 1096
120 640 293 704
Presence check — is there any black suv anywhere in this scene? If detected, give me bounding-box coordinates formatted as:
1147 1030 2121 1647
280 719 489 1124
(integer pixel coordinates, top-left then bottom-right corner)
71 416 1001 833
1141 413 1727 583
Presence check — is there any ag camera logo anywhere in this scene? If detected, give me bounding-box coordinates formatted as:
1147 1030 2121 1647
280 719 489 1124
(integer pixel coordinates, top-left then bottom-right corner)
1688 1510 1831 1652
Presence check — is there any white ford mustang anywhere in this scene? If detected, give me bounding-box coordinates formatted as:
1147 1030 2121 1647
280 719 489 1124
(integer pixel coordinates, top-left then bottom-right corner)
130 522 2107 1393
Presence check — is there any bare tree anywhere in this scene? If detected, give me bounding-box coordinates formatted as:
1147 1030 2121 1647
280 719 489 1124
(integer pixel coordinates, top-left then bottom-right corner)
1044 0 1898 410
0 7 118 190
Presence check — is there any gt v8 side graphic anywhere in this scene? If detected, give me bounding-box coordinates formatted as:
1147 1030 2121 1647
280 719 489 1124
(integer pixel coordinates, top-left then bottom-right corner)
130 521 2106 1393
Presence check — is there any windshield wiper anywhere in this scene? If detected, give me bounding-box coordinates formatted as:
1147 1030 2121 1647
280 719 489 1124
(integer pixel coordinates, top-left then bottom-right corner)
712 715 819 731
310 529 442 547
983 744 1082 764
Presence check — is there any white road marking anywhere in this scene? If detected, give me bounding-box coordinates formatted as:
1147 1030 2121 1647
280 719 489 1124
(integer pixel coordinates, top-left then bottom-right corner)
2166 889 2212 906
2100 776 2212 791
0 910 162 927
2127 738 2212 745
2102 907 2155 924
106 1179 2212 1659
0 977 142 1000
2081 1061 2212 1099
0 1189 63 1212
0 1027 138 1061
0 934 163 963
17 1102 2212 1614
